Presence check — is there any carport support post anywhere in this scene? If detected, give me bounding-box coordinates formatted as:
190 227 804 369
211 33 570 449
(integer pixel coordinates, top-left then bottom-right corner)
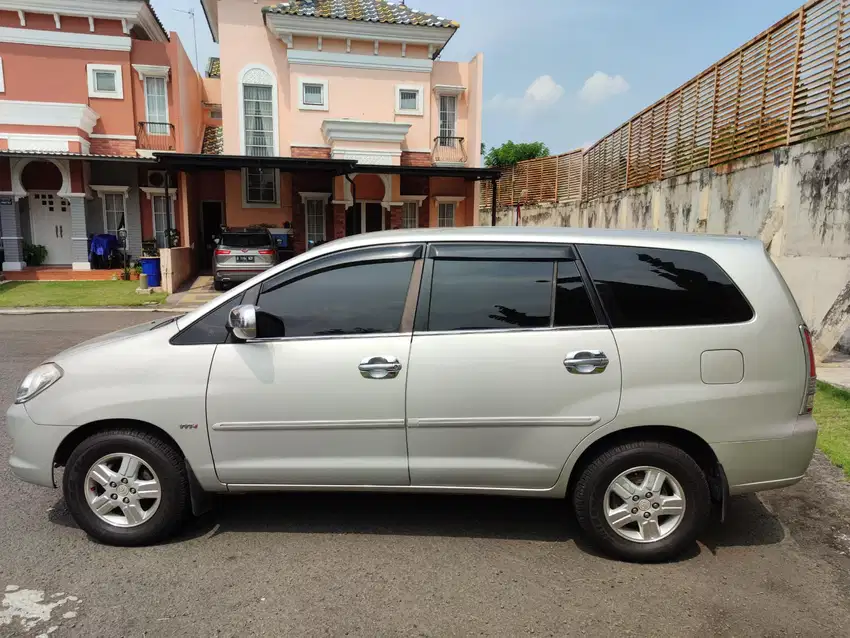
490 177 498 227
164 173 172 246
345 173 357 234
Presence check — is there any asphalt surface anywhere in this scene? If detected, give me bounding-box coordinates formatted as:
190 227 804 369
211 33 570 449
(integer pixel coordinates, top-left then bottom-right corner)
2 312 850 637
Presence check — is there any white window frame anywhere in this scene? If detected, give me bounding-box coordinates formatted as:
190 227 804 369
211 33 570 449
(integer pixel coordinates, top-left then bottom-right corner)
0 57 5 93
395 83 424 116
87 63 123 100
400 195 426 228
90 185 130 236
242 167 280 208
151 194 176 249
437 202 455 228
297 77 328 111
239 65 279 155
300 192 331 247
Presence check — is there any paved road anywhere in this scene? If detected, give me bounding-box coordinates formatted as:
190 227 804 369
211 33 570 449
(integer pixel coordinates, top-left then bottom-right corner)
2 313 850 637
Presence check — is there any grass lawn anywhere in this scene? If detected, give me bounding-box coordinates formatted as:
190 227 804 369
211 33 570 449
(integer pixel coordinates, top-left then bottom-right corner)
815 381 850 478
0 281 167 307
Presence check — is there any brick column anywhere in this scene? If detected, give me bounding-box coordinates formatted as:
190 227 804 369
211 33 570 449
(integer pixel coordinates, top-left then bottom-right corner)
0 196 25 270
68 195 90 270
333 204 346 239
389 205 402 230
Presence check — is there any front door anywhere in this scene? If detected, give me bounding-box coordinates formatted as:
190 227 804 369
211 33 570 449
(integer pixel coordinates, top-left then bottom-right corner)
364 203 384 232
29 193 72 265
405 243 622 489
205 244 422 485
200 201 223 270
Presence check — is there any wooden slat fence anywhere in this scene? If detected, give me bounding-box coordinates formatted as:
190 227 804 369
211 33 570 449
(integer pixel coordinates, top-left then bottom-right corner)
482 0 850 210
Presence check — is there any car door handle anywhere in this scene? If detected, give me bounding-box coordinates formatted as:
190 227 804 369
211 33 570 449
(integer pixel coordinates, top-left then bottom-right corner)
564 350 610 374
359 356 402 379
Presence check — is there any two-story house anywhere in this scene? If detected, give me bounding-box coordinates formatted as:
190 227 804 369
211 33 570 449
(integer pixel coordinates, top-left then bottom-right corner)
0 0 214 277
157 0 495 257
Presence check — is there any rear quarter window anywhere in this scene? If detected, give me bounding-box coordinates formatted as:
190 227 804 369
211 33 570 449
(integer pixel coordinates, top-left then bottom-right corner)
578 244 753 328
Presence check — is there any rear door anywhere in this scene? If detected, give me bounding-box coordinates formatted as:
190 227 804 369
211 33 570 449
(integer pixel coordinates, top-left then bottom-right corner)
405 243 622 489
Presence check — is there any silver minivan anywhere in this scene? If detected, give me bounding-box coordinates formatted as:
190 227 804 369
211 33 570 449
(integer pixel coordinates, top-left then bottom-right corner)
6 228 817 562
212 228 277 290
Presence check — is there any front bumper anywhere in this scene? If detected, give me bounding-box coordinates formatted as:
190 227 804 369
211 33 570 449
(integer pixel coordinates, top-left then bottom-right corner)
712 414 818 495
6 402 76 488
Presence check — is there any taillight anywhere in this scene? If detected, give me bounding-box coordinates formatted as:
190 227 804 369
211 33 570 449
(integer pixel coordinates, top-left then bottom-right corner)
215 249 231 255
799 325 817 414
258 249 275 255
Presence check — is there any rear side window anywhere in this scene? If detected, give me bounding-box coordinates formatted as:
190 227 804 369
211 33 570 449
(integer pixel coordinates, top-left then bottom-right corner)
426 259 598 331
221 233 270 248
578 244 753 328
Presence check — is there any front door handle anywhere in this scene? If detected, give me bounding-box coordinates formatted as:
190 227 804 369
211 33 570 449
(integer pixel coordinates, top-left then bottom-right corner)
564 350 610 374
359 356 402 379
55 225 59 238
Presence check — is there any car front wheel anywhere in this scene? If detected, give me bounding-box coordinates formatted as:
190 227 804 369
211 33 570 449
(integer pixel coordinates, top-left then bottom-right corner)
63 429 189 546
572 441 711 562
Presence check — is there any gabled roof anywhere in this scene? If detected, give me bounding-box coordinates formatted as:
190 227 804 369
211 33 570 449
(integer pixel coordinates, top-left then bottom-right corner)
201 126 223 155
262 0 458 28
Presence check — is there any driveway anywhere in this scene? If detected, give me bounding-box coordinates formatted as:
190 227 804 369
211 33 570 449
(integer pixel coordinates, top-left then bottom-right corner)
2 313 850 637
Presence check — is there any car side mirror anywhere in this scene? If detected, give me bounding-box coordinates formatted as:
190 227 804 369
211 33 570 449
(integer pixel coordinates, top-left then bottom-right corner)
228 304 257 341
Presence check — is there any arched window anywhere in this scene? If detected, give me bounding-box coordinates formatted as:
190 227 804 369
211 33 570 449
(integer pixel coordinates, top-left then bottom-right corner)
239 65 279 206
239 66 277 157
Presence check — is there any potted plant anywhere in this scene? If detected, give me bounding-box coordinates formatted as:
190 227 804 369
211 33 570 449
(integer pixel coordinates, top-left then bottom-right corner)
165 228 180 248
23 243 48 267
130 261 142 281
141 240 158 257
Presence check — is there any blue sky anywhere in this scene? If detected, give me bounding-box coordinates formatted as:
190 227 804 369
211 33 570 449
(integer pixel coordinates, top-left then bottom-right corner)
153 0 804 154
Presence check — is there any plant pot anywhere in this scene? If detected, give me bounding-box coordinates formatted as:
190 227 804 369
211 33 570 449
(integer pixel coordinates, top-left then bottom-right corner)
130 272 140 281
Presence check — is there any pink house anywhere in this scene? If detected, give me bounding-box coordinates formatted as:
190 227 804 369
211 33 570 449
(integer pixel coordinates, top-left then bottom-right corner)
167 0 495 256
0 0 213 278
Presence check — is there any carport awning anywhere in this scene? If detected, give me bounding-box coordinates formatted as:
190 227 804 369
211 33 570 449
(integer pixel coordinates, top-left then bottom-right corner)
153 152 502 181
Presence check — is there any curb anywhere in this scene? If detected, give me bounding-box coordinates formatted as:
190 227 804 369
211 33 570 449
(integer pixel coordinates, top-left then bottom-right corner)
0 306 193 315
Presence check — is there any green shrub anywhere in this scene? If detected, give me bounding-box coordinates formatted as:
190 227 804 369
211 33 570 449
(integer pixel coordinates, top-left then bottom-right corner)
23 243 48 266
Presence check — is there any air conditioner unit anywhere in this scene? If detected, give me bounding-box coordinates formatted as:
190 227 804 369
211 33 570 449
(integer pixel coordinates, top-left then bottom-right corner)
147 170 175 188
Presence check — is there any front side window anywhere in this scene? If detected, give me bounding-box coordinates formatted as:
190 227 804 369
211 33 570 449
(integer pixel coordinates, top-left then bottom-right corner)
305 199 326 247
243 84 274 156
144 76 169 135
244 167 278 205
152 195 175 249
438 203 455 227
103 193 125 236
257 260 415 338
428 260 553 332
402 202 418 229
578 244 754 328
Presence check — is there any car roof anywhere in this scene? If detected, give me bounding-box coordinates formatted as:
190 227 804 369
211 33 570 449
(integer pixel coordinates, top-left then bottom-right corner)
304 226 758 256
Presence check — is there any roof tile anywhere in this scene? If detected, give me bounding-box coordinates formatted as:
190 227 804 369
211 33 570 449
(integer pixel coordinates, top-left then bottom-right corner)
202 126 224 155
263 0 458 28
206 57 221 78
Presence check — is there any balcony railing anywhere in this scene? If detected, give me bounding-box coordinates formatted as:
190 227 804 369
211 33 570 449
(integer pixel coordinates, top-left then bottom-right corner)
432 136 467 165
137 122 176 151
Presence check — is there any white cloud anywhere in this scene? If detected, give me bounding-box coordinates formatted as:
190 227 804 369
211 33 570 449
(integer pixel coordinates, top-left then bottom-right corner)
578 71 630 104
487 75 565 112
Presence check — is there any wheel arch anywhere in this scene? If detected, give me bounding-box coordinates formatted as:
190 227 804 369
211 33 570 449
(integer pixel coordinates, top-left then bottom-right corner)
564 425 723 502
54 419 185 468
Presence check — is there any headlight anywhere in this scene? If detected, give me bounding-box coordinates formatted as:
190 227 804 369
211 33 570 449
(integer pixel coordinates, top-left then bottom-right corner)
15 363 63 404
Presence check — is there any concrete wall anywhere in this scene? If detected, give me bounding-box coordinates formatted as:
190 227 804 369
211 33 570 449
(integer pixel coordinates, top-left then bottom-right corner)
481 130 850 358
159 247 194 294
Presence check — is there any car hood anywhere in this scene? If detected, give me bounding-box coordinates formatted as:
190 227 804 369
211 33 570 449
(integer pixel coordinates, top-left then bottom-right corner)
51 315 180 362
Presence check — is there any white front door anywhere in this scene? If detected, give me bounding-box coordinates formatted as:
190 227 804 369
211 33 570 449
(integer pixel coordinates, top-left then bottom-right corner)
29 193 72 265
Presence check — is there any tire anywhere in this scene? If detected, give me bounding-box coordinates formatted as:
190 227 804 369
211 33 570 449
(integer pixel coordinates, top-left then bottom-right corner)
572 441 711 563
62 428 190 546
213 280 224 291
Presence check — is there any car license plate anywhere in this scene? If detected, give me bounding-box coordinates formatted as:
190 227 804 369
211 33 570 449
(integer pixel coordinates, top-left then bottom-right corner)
236 255 255 263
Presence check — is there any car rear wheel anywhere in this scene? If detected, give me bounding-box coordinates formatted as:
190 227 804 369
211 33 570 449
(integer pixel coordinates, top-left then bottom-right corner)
213 280 224 291
572 441 711 562
63 429 189 546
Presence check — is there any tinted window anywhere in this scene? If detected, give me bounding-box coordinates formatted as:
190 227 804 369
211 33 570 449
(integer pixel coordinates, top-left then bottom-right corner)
257 260 414 337
578 245 753 328
428 260 553 331
221 233 270 248
554 261 599 327
171 293 245 345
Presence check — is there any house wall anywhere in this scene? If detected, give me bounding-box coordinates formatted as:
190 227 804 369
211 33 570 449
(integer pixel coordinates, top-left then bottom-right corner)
481 130 850 358
224 170 294 228
0 12 124 36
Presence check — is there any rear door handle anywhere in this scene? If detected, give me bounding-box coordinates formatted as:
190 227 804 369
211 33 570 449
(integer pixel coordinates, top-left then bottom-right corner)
564 350 610 374
359 356 402 379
